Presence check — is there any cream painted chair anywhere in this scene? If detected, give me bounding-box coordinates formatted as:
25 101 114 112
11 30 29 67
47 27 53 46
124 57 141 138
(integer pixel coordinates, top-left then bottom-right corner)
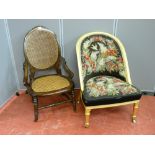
76 32 142 128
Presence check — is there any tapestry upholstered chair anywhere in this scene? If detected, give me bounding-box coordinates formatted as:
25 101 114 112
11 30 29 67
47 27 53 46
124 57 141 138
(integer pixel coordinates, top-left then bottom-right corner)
76 32 142 128
23 26 76 121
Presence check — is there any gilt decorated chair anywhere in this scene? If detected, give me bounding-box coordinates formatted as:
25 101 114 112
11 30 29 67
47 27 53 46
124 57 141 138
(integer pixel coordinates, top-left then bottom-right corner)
23 26 76 121
76 32 142 128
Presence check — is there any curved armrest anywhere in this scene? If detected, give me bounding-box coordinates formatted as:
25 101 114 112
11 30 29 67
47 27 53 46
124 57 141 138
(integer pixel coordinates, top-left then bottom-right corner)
23 60 35 95
61 56 74 79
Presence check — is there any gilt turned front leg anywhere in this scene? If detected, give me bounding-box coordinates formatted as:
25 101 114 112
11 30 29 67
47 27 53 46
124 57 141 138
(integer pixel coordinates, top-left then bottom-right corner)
132 102 139 123
85 108 91 128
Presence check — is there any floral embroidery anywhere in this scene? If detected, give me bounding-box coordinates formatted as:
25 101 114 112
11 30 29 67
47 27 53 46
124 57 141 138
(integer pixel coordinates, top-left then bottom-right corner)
85 76 139 97
81 35 125 80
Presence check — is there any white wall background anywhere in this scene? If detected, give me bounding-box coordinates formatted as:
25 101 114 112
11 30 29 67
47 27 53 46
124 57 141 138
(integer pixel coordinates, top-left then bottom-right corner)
1 19 155 106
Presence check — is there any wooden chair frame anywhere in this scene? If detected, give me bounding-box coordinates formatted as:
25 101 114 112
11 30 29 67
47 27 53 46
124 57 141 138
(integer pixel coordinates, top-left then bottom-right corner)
23 26 76 121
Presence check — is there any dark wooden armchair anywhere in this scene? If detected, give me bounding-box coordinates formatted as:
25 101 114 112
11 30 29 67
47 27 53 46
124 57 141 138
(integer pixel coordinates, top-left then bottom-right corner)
23 26 76 121
76 32 142 127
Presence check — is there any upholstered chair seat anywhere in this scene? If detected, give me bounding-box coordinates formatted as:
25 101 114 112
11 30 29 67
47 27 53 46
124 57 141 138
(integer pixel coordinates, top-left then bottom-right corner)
83 75 141 106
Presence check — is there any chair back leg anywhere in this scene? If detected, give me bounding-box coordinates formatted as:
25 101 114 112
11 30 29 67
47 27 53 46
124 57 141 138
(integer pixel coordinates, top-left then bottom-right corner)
71 90 76 112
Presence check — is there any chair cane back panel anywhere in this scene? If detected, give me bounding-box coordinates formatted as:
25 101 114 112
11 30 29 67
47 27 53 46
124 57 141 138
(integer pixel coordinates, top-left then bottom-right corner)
24 27 59 70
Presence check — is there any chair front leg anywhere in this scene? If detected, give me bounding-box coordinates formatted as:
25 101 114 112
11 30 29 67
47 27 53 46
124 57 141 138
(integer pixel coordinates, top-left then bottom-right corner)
132 101 139 123
32 96 39 122
85 108 91 128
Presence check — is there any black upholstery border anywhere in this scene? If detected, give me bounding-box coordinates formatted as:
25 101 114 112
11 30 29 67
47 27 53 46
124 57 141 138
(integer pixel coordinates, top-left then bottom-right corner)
82 92 142 106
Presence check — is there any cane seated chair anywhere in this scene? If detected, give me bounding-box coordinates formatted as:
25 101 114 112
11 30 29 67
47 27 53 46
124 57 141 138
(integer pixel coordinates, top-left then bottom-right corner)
23 26 76 121
76 32 142 128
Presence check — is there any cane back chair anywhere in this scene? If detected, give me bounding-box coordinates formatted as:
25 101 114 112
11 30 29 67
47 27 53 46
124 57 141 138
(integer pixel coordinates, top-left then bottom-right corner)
76 32 142 128
23 26 76 121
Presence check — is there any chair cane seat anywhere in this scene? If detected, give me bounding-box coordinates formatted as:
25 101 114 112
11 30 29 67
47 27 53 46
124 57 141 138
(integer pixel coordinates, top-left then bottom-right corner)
32 75 71 93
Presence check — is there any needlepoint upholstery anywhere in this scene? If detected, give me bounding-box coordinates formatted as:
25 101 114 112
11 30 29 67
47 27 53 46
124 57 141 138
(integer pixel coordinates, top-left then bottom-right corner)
83 75 141 106
81 34 125 81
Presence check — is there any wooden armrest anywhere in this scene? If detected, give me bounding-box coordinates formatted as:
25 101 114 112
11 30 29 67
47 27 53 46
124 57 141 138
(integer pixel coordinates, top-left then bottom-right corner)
61 56 74 79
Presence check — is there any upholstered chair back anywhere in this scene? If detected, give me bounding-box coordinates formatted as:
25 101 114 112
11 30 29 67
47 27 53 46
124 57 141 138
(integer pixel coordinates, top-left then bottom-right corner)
76 32 131 91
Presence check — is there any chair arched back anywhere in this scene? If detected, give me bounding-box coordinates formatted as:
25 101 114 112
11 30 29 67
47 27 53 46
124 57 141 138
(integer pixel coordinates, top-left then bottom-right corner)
24 26 60 70
76 32 132 91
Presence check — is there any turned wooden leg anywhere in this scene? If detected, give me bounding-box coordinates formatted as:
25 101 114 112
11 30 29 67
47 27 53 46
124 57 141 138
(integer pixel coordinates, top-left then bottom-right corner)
71 90 76 112
132 102 139 123
32 96 38 122
85 108 91 128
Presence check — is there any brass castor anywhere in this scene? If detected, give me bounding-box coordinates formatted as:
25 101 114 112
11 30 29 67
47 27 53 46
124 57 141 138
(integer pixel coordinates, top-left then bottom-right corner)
85 123 89 128
132 117 136 123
